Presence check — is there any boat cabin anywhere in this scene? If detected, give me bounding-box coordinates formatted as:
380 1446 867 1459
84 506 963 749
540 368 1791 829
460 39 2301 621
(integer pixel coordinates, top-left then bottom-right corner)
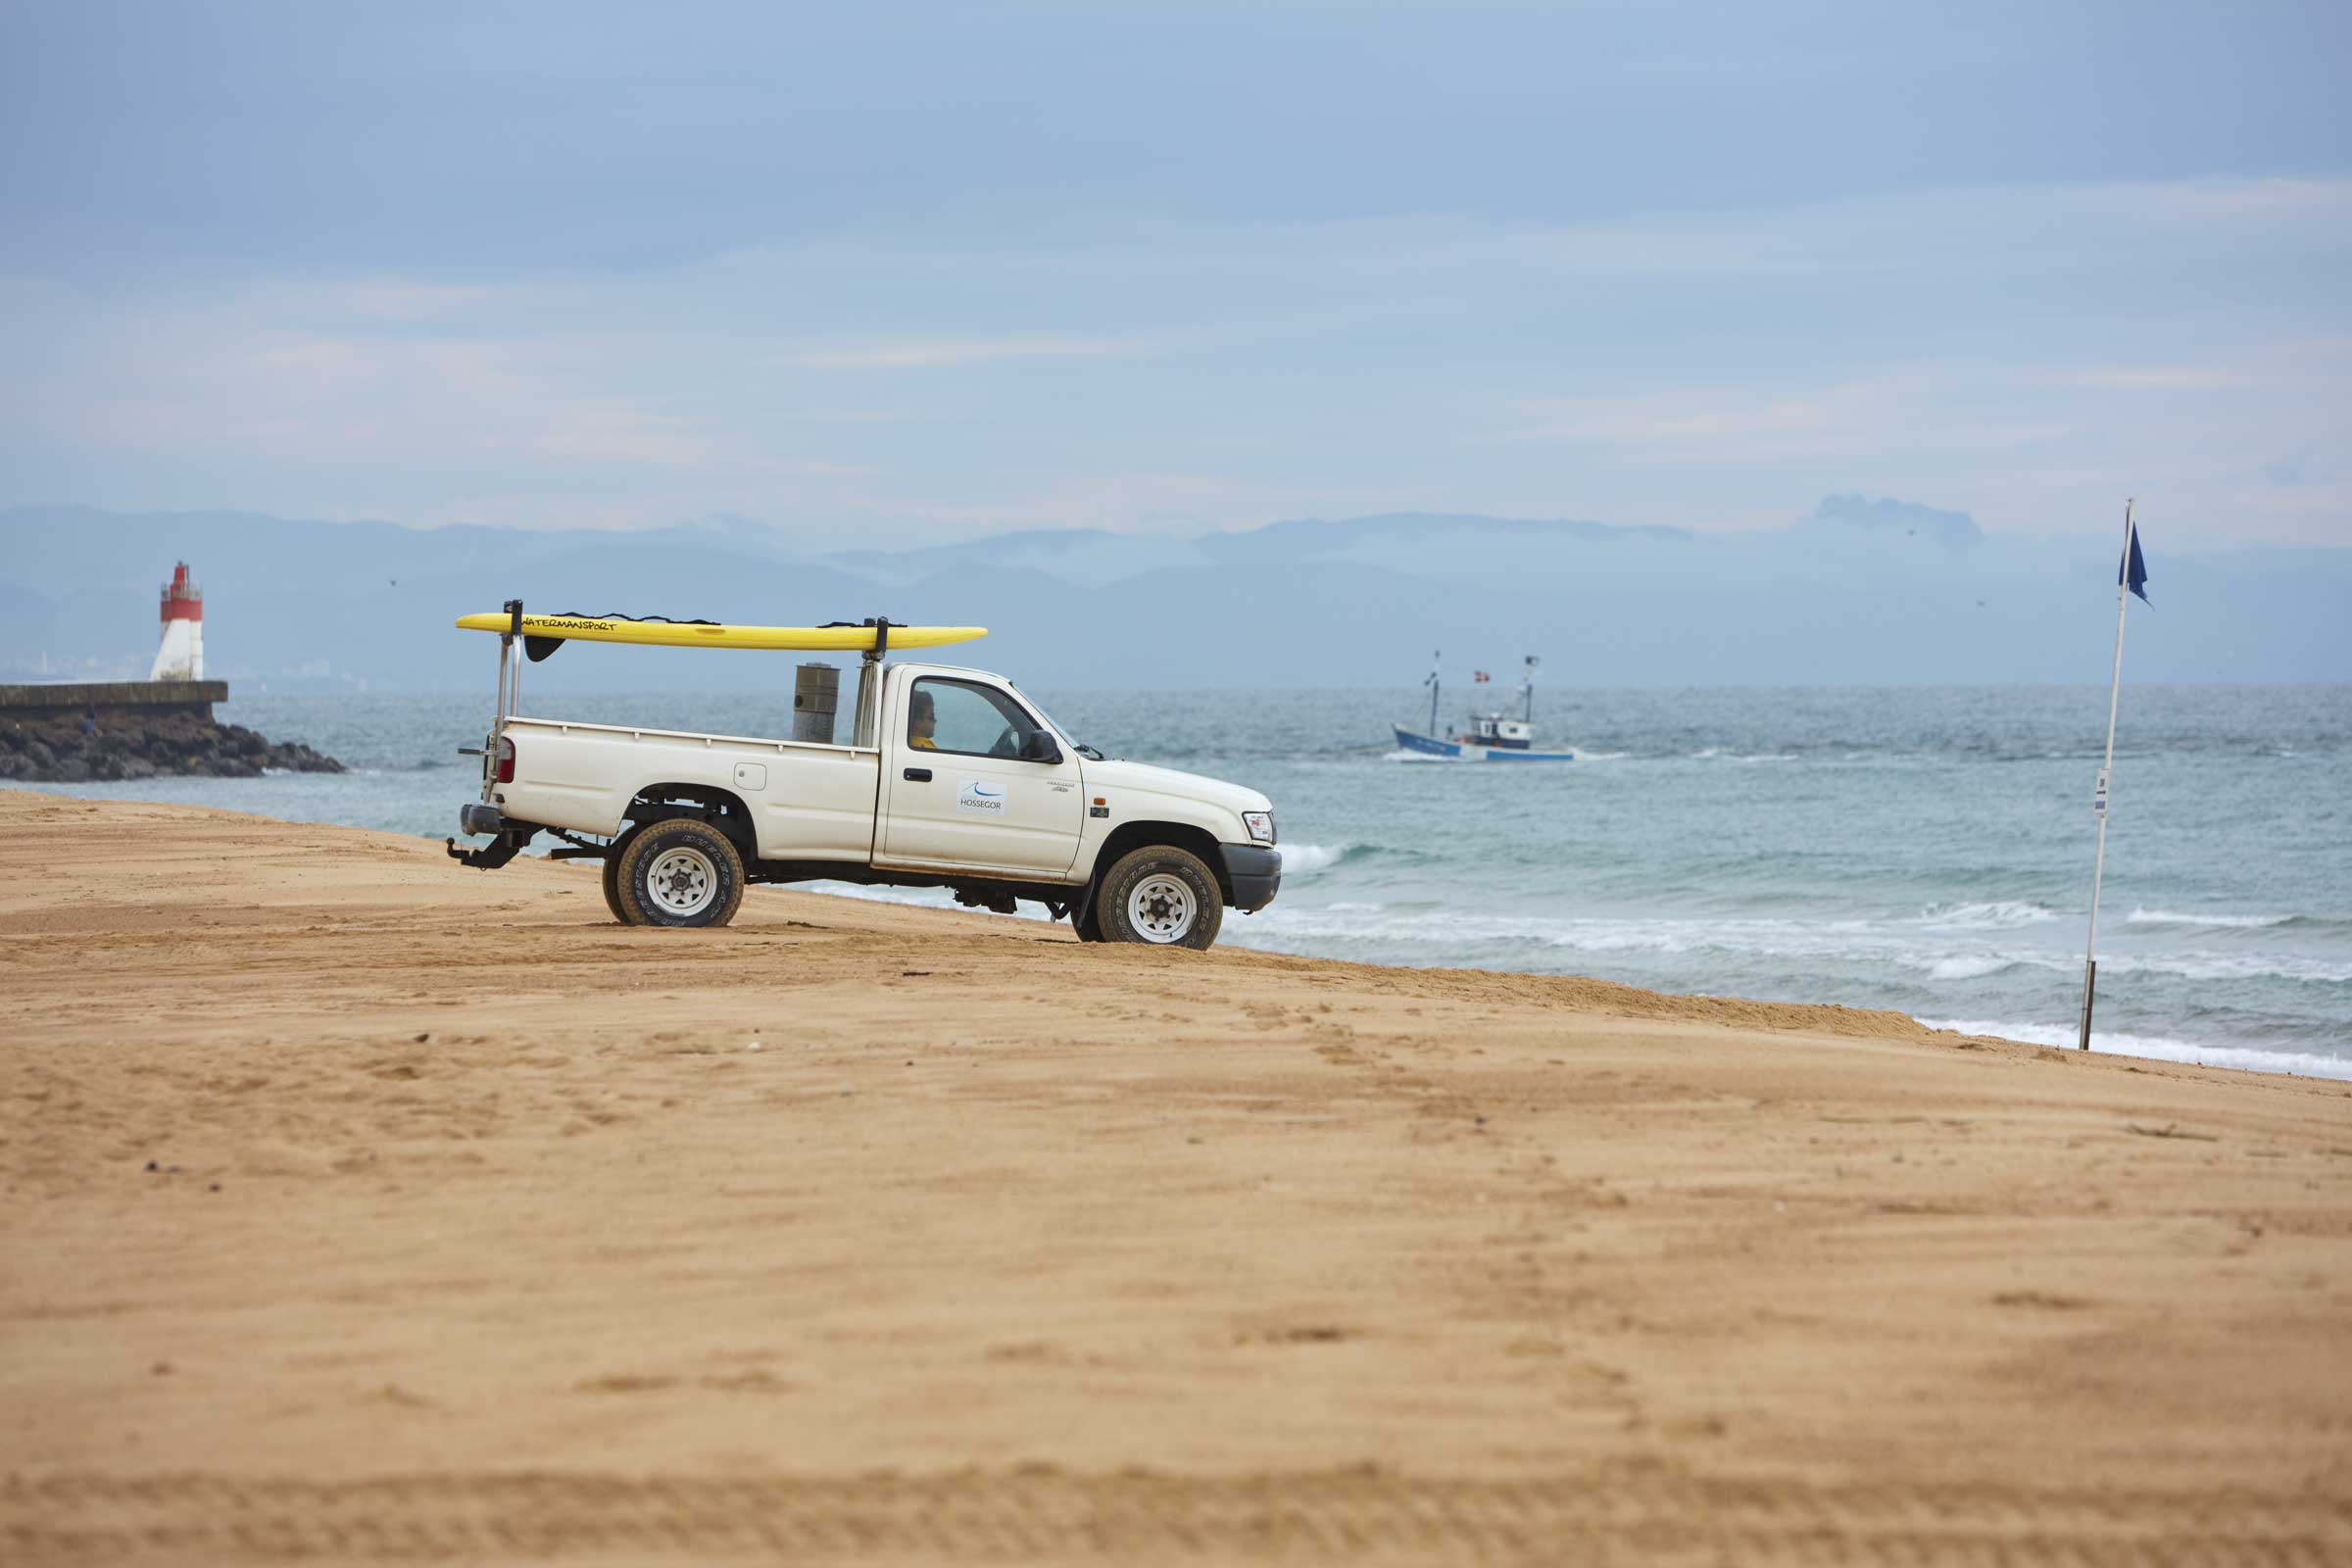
1462 713 1535 750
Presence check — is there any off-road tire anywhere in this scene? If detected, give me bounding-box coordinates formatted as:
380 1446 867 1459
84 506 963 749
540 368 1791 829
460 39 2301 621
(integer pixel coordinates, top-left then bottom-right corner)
614 818 745 929
1097 845 1222 950
600 828 642 925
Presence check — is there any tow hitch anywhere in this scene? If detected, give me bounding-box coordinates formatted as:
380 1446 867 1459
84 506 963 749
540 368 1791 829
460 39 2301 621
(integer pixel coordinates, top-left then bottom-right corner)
447 831 533 870
447 804 535 869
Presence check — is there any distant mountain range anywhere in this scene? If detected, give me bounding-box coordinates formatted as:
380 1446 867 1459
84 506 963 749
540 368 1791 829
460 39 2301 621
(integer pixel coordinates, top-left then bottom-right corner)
1 501 2344 692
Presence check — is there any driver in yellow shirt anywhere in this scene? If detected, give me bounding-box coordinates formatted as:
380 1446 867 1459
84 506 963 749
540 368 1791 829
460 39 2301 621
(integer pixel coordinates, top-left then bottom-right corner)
908 689 940 750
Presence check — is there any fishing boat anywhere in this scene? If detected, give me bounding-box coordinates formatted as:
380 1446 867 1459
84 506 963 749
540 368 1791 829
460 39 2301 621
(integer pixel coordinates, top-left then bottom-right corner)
1391 654 1575 761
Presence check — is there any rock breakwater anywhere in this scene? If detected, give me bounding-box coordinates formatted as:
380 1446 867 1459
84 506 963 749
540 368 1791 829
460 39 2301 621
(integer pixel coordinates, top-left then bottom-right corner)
0 710 343 781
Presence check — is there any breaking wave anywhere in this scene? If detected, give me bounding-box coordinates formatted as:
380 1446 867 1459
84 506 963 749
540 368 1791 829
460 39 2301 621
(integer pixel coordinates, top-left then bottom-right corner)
1925 956 2019 981
1234 905 2352 987
1275 843 1352 875
2126 907 2294 930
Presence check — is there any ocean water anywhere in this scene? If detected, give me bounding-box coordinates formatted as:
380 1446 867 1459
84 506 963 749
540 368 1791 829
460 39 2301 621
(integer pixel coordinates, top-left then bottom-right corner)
13 683 2348 1081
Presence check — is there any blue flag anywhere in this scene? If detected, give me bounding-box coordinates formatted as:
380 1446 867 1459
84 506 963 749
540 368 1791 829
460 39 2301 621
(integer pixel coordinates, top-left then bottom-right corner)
2120 525 2150 605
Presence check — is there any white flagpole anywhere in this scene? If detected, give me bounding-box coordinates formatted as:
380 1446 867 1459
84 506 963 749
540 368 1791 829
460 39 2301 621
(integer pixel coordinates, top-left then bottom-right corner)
2078 498 2135 1051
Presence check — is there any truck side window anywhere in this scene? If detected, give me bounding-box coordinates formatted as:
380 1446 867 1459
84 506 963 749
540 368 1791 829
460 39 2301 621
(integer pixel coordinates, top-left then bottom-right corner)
909 678 1046 760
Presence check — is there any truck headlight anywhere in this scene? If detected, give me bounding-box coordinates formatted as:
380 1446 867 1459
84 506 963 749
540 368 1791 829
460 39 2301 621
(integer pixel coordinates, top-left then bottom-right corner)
1243 811 1275 845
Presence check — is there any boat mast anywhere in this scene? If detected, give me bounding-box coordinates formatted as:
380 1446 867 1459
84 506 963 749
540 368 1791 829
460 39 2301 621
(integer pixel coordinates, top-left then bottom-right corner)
1426 650 1441 735
1523 656 1538 723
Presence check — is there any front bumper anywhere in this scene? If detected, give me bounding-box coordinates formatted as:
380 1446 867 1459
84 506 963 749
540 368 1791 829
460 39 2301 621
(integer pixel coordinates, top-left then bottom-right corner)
1219 844 1281 912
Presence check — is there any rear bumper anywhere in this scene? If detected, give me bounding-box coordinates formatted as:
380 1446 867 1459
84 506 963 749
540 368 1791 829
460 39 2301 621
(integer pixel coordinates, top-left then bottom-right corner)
459 802 507 836
1219 844 1281 912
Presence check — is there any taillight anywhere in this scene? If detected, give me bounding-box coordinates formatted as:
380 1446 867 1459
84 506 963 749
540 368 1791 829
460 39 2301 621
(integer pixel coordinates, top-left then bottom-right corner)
494 735 516 783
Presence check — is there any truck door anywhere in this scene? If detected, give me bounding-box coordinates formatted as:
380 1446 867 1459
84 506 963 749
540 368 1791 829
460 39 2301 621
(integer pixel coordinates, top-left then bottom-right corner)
877 674 1086 876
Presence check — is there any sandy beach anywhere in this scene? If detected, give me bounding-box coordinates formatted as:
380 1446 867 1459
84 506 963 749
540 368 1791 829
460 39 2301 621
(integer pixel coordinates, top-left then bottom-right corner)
3 790 2349 1564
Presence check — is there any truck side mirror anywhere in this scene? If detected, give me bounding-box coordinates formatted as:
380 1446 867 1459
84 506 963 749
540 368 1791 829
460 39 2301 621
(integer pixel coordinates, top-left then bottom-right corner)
1021 730 1062 764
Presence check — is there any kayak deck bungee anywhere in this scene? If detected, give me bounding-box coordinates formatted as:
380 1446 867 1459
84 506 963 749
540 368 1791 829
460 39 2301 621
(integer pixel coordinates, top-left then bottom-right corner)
456 610 986 658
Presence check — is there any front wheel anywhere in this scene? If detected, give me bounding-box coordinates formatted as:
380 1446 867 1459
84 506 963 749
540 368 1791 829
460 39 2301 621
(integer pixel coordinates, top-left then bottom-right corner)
614 818 746 928
1097 845 1223 951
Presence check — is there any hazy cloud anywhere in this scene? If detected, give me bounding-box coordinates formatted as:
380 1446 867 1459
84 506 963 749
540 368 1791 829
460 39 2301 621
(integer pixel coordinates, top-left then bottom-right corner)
2051 366 2257 392
776 335 1159 369
1812 494 1984 551
2 0 2345 548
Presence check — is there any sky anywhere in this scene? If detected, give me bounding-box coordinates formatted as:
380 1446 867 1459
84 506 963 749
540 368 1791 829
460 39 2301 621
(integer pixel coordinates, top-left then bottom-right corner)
2 1 2347 549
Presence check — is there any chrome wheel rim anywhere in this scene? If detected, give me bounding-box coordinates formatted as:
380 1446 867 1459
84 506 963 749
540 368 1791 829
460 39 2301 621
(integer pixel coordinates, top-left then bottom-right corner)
1127 873 1196 943
645 845 717 917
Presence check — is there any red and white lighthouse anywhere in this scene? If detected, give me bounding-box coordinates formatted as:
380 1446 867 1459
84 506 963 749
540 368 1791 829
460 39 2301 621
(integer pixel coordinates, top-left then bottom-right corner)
150 563 204 681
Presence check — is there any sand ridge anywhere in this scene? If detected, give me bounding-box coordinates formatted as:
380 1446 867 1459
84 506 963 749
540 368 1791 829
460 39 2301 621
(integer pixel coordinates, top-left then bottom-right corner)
3 792 2349 1564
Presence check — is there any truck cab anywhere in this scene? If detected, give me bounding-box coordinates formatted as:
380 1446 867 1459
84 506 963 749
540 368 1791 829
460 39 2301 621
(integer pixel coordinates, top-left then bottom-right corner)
451 627 1279 950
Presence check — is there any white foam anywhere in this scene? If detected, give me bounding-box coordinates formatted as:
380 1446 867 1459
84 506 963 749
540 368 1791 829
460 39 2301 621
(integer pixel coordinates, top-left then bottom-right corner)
1918 901 2061 930
1918 1018 2352 1081
1687 747 1794 762
2126 906 2292 930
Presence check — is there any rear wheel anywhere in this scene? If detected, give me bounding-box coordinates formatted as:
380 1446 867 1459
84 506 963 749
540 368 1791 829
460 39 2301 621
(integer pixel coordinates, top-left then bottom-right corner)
614 818 745 928
1097 845 1222 951
601 828 641 924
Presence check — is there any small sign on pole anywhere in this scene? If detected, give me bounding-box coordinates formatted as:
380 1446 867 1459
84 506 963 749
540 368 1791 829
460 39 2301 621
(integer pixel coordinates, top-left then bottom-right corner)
2079 502 2150 1051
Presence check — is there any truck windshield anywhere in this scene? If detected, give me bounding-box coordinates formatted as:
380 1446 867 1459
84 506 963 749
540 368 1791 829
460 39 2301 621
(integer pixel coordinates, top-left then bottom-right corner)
1024 700 1102 760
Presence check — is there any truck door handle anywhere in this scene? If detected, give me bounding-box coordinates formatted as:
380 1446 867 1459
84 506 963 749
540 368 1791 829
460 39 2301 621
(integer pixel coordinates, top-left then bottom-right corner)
903 767 932 782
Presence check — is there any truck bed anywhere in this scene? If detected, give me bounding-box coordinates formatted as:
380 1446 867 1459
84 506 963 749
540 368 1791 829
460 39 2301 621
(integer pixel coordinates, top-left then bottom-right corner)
494 715 881 862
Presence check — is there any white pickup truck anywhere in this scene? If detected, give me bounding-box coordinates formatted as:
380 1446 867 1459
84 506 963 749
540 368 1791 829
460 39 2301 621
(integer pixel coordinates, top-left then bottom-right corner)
447 611 1279 948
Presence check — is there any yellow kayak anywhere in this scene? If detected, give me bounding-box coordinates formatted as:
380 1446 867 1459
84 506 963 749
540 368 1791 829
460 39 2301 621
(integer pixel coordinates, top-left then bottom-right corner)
456 613 986 653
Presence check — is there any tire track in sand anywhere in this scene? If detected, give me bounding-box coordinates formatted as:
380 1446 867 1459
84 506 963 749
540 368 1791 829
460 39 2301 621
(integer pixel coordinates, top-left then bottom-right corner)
8 1468 2350 1564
